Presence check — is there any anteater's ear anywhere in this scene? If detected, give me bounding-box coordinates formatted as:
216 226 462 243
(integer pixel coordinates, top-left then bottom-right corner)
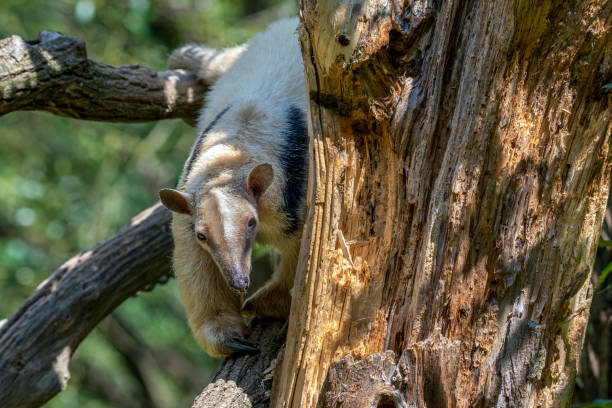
248 164 274 200
159 189 194 215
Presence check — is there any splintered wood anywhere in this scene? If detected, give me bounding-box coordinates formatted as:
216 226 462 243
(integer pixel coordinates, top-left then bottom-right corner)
273 1 612 407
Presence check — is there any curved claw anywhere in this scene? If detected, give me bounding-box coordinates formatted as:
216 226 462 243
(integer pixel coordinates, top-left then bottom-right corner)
224 340 259 355
241 294 255 312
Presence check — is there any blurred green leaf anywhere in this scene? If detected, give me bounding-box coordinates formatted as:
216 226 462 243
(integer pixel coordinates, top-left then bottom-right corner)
597 262 612 287
598 239 612 247
573 401 612 408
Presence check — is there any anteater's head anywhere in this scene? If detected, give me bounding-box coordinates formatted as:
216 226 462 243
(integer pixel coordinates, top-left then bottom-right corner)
159 164 273 294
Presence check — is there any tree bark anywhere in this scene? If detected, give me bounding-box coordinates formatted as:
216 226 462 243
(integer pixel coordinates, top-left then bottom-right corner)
192 320 286 408
0 31 205 125
0 204 173 407
273 1 612 407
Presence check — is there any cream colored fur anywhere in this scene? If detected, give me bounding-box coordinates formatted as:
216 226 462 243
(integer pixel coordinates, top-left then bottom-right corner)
166 18 306 357
168 43 246 86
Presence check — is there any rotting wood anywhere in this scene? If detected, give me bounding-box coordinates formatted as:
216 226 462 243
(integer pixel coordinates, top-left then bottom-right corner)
273 1 612 407
0 31 206 125
318 351 406 408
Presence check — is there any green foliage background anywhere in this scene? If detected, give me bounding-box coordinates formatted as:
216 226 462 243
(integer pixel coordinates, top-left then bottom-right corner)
0 1 294 406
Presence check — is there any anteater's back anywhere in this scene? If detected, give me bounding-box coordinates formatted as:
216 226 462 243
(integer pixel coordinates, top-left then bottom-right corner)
197 18 305 134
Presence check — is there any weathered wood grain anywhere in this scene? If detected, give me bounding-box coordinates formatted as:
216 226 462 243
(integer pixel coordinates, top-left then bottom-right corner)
273 0 612 406
0 31 206 125
318 351 405 408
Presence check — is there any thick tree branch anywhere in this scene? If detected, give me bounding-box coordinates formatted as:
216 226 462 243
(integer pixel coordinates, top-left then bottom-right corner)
0 204 173 408
192 320 286 408
0 31 206 125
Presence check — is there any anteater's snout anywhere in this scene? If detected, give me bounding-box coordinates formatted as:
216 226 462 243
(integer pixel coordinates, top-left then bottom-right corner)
230 275 249 292
229 271 250 293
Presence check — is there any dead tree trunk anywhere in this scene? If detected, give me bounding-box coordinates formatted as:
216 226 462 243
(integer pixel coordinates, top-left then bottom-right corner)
273 1 612 407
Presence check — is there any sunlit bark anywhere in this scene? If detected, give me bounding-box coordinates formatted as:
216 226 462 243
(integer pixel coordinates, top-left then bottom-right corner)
274 1 612 406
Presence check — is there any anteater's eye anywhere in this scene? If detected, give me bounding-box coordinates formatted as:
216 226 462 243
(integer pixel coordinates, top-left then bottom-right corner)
196 232 207 241
247 217 257 230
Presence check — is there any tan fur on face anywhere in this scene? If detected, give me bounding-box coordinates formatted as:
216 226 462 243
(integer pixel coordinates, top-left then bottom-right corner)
195 187 256 279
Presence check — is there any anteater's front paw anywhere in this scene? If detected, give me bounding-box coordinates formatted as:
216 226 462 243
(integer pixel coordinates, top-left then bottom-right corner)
167 44 215 72
195 314 259 358
242 282 291 319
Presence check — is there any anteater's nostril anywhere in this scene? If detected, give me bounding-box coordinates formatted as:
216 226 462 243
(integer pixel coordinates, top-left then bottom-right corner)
231 275 249 292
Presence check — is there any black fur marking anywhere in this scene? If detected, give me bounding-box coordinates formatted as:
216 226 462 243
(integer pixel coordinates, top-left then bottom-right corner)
279 105 308 233
185 105 231 176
